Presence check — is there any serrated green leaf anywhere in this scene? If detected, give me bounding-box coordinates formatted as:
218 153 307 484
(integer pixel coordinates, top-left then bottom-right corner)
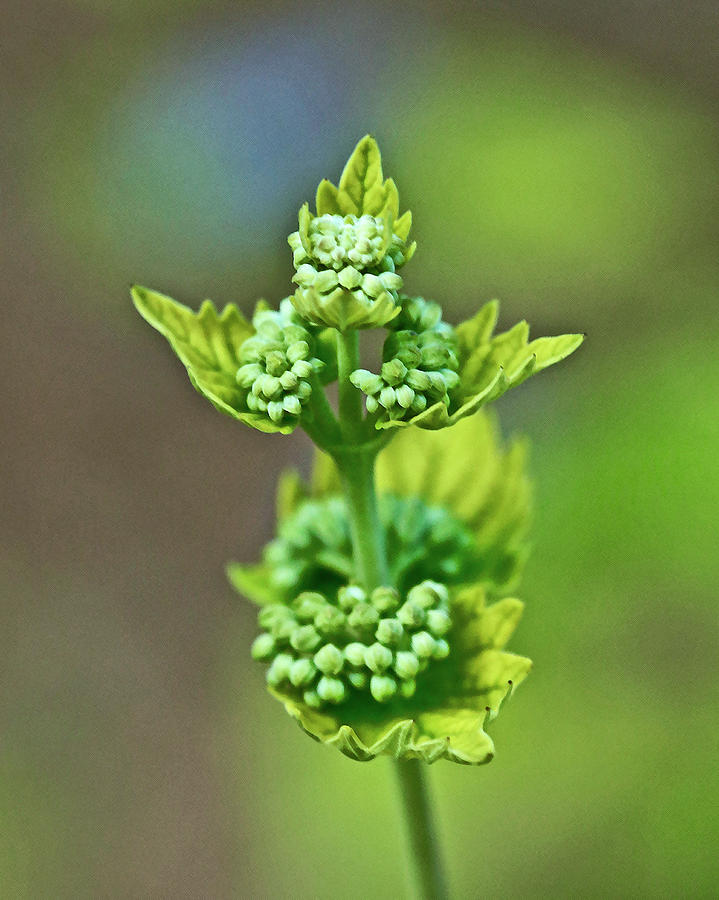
275 468 307 523
337 134 384 216
315 179 342 215
226 561 279 605
393 210 413 241
377 411 531 592
376 300 583 432
311 449 342 497
132 286 297 434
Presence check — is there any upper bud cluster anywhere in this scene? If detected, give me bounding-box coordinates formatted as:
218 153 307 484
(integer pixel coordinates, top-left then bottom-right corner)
288 209 414 330
251 580 453 708
351 315 460 422
236 300 323 425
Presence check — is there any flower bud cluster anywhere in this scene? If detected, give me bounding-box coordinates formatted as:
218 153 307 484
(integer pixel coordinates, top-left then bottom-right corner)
288 213 413 330
388 294 452 335
251 580 453 708
236 302 323 425
350 328 460 422
260 494 477 603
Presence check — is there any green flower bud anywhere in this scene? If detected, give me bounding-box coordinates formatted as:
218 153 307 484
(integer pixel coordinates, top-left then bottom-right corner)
338 266 363 289
370 586 400 613
303 689 322 709
314 643 344 675
426 609 452 636
317 676 346 704
289 657 317 687
433 638 450 660
337 585 367 611
344 642 369 667
350 369 385 395
397 602 426 629
376 618 404 646
379 386 397 409
399 678 417 699
236 304 323 426
395 384 415 409
258 604 293 630
348 602 380 630
381 358 408 386
411 631 437 659
408 581 447 608
293 592 327 621
314 606 347 635
370 674 398 703
251 633 276 660
394 650 420 680
290 624 321 653
347 670 368 690
266 653 293 687
365 642 393 673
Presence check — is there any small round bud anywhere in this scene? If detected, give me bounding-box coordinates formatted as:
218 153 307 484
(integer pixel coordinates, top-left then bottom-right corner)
381 358 408 386
258 604 292 629
433 638 450 660
291 359 313 379
406 368 432 391
394 650 420 680
370 674 398 703
314 269 340 293
338 266 363 289
283 394 302 417
279 370 299 391
337 585 366 611
317 676 346 704
290 625 321 653
347 671 368 690
293 263 316 286
266 653 293 687
267 400 284 423
375 618 404 646
379 386 396 409
395 384 415 409
250 633 275 660
348 603 380 630
365 642 393 673
289 657 317 687
314 606 347 635
303 689 322 709
293 592 327 621
411 631 437 659
313 643 344 676
397 602 426 629
344 642 368 667
370 586 400 613
407 582 442 609
286 340 310 364
399 678 417 699
426 609 452 636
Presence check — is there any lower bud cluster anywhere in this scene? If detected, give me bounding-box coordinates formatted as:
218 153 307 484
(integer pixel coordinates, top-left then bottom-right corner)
251 580 453 708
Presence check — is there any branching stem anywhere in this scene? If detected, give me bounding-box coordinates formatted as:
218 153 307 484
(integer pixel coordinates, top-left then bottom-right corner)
333 327 448 898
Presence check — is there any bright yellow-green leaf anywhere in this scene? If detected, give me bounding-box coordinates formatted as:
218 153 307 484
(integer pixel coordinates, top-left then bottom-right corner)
131 285 296 433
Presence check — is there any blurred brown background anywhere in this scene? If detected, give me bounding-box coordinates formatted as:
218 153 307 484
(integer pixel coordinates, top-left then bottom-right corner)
3 1 718 897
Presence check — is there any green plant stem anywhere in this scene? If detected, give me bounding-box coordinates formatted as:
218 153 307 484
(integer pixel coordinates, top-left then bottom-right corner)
334 327 447 898
394 760 448 899
336 329 363 443
334 448 388 591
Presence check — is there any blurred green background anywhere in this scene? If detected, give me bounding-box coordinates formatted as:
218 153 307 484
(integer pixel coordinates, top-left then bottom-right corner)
3 1 718 896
